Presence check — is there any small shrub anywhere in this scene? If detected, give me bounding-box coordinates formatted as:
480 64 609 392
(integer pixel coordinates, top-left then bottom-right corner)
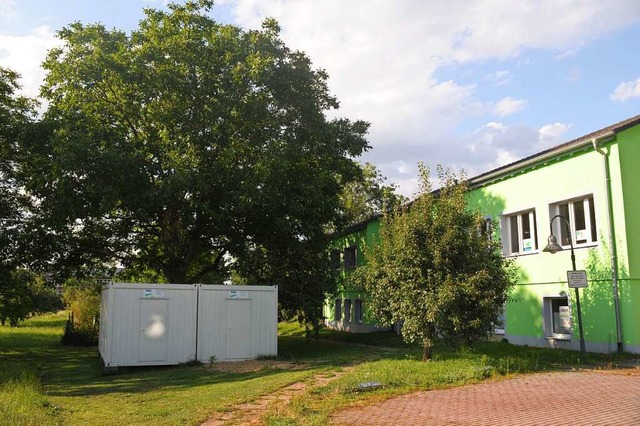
61 279 101 345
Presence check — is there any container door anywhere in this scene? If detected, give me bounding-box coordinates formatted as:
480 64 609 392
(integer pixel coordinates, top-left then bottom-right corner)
139 299 169 362
225 299 251 360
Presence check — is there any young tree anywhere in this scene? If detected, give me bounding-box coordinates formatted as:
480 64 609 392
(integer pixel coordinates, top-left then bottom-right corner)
20 1 369 290
357 164 515 360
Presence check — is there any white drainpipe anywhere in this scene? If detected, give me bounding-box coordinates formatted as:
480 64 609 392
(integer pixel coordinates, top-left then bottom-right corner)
592 135 624 352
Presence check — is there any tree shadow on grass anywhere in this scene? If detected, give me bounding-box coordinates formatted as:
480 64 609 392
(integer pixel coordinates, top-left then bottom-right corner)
3 335 380 398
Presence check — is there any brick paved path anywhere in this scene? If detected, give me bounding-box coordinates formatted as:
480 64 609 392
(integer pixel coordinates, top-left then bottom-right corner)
332 370 640 425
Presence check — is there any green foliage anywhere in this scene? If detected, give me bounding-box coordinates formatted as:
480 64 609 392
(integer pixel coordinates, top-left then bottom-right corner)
62 279 101 342
18 1 368 290
335 162 407 229
235 238 336 333
356 164 516 359
0 268 34 326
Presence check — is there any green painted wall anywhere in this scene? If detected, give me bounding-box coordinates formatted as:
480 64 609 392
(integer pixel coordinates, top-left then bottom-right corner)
617 124 640 348
468 140 630 350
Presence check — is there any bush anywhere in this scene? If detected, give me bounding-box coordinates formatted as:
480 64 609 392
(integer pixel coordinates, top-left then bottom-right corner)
61 279 101 345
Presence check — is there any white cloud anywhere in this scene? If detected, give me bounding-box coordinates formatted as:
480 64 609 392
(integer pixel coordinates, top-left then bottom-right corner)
538 122 572 149
610 77 640 101
494 97 527 117
489 70 512 86
0 0 15 19
0 26 61 98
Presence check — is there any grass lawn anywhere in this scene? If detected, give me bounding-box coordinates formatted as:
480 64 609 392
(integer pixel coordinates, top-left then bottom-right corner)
1 314 636 426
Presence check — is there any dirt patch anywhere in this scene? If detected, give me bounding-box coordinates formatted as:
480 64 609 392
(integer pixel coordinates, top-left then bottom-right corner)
201 367 353 426
207 360 304 374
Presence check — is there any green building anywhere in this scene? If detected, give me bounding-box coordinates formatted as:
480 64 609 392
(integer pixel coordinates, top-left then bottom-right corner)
326 114 640 354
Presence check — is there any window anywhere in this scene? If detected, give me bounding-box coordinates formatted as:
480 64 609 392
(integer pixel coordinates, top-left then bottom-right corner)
330 249 341 270
344 246 357 269
544 296 571 339
493 309 505 335
502 209 538 255
334 299 342 321
550 195 597 247
354 299 363 323
344 299 352 322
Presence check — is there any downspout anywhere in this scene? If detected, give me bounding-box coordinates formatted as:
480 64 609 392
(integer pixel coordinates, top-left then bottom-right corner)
592 135 624 352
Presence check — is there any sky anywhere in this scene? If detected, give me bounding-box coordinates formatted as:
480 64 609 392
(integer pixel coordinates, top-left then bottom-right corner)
2 0 640 197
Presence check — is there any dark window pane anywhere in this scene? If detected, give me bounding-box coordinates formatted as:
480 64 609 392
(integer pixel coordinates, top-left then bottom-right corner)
354 299 363 322
344 246 357 269
344 299 351 322
559 204 570 245
510 215 519 253
532 211 538 249
552 298 571 335
574 199 587 244
522 213 531 239
330 250 341 270
334 299 341 321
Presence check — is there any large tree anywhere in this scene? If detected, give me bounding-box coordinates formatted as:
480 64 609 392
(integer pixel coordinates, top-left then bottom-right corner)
0 67 41 325
21 1 369 292
357 165 515 360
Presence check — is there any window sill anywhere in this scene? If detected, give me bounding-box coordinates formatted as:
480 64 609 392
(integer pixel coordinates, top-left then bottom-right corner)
560 243 598 251
504 250 540 258
546 334 571 341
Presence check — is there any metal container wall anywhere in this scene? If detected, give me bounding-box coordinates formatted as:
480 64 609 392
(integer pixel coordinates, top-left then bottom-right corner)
99 283 198 367
197 285 278 362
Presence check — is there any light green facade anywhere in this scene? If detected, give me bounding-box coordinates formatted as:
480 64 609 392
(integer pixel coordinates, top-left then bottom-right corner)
327 116 640 353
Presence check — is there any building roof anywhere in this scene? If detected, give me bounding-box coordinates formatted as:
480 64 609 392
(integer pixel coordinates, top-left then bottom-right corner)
332 113 640 238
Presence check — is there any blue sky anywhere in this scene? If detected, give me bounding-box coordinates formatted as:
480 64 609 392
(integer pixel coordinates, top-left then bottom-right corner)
2 0 640 196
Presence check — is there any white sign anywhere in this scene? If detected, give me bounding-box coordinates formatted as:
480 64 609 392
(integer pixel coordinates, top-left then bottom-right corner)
567 270 588 288
228 290 249 299
143 289 165 298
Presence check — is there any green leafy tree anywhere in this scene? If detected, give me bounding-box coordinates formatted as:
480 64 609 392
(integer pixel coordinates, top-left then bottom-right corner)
0 68 44 326
233 236 335 334
336 162 407 229
20 0 368 302
357 164 515 360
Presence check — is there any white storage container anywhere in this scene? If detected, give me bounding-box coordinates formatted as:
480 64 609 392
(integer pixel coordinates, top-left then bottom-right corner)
197 285 278 362
99 283 198 368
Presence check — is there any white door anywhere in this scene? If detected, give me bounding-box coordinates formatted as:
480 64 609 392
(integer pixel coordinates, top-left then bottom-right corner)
139 299 169 362
225 299 251 360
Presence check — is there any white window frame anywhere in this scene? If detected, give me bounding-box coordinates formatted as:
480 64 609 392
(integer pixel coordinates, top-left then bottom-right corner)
543 296 571 340
549 195 597 249
501 209 538 256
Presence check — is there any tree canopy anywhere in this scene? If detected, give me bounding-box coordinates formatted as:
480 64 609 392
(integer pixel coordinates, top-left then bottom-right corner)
335 162 407 230
356 165 516 360
18 0 369 299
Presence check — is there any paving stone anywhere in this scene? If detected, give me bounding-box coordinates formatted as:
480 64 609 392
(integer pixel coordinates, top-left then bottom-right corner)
332 370 640 426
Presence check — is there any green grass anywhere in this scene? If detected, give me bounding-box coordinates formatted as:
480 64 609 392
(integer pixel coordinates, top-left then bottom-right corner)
2 316 637 426
0 315 386 425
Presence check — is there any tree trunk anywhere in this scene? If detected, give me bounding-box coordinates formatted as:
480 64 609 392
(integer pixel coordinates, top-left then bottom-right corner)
422 343 432 361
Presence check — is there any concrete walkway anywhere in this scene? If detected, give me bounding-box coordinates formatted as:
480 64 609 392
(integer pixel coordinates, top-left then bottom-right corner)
332 369 640 425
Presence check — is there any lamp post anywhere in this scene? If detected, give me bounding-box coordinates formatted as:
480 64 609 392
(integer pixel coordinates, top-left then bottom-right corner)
543 214 586 357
